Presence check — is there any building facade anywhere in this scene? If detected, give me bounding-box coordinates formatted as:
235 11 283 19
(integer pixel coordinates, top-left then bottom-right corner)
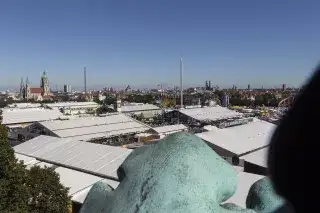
64 84 72 93
20 71 51 101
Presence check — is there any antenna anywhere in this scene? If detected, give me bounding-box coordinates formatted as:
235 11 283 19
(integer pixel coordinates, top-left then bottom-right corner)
84 66 87 94
180 58 183 108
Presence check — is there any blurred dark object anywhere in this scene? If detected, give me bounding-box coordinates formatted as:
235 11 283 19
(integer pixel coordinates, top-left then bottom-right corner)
268 66 318 213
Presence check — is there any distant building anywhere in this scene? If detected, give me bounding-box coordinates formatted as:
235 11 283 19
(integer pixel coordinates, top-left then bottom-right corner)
64 84 72 93
20 71 51 101
114 97 122 113
125 85 132 92
282 84 286 91
222 93 230 107
248 84 251 90
205 80 212 90
164 106 243 128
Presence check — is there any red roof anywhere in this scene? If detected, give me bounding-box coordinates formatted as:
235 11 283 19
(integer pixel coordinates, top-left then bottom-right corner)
30 88 43 94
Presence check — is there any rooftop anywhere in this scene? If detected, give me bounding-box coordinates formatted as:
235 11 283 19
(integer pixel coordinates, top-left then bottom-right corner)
240 147 268 168
14 155 119 198
45 102 99 109
7 103 42 109
15 153 37 165
14 135 74 156
225 172 265 207
54 167 104 195
1 108 63 125
152 124 188 134
38 114 150 140
14 135 132 180
179 106 243 122
121 104 160 112
195 119 275 156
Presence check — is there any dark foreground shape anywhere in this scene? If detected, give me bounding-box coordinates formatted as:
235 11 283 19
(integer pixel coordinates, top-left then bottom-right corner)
268 66 319 213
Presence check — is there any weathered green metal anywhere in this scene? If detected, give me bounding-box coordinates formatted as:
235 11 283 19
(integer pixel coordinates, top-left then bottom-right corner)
80 132 286 213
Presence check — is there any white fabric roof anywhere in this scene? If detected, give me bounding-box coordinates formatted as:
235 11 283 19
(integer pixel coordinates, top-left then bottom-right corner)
39 114 133 131
121 104 159 112
45 102 99 109
14 135 74 157
14 135 132 179
15 156 112 197
55 167 104 195
15 153 37 165
179 106 243 121
152 124 188 134
240 147 268 168
55 122 145 138
195 119 275 156
7 103 42 108
71 179 119 204
203 125 219 132
1 108 63 125
232 166 244 173
38 114 150 140
69 127 149 141
225 172 265 207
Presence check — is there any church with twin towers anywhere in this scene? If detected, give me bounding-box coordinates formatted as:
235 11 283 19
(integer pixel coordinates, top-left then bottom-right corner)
20 71 51 101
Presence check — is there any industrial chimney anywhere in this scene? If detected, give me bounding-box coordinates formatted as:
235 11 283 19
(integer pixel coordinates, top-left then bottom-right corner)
84 67 87 95
180 58 184 109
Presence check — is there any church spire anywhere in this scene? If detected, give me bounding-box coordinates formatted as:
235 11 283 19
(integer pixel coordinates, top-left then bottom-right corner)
20 77 24 88
42 69 47 77
26 77 29 85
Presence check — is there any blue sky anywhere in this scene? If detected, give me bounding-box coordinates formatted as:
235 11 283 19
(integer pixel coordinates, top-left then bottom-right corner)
0 0 319 89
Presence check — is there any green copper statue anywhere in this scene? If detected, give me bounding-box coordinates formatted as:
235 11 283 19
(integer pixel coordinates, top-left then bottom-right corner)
80 132 288 213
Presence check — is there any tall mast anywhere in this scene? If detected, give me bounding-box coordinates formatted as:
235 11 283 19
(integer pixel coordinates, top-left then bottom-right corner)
84 67 87 95
180 58 184 108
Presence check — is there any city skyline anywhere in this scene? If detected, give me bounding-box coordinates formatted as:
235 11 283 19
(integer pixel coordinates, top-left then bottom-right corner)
1 0 319 88
1 78 300 92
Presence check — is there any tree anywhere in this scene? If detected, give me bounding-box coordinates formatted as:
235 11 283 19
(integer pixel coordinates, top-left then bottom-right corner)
27 166 71 213
105 97 116 105
0 110 29 212
0 100 8 108
136 113 145 121
0 110 71 213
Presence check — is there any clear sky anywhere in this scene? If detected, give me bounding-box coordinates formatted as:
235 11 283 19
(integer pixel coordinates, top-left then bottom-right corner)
0 0 319 89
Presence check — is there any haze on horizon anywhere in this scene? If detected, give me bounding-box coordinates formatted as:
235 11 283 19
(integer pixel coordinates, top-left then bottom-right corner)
0 0 319 89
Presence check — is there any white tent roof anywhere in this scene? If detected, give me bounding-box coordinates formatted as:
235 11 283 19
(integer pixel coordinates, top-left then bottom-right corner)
1 108 63 125
45 102 99 109
38 114 150 140
55 167 104 195
179 106 243 121
14 155 114 197
225 172 265 207
121 104 159 112
240 147 268 168
196 119 275 156
152 124 188 134
14 135 132 179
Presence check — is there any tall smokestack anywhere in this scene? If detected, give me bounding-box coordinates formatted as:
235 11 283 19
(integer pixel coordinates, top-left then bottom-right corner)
180 58 183 108
84 67 87 94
